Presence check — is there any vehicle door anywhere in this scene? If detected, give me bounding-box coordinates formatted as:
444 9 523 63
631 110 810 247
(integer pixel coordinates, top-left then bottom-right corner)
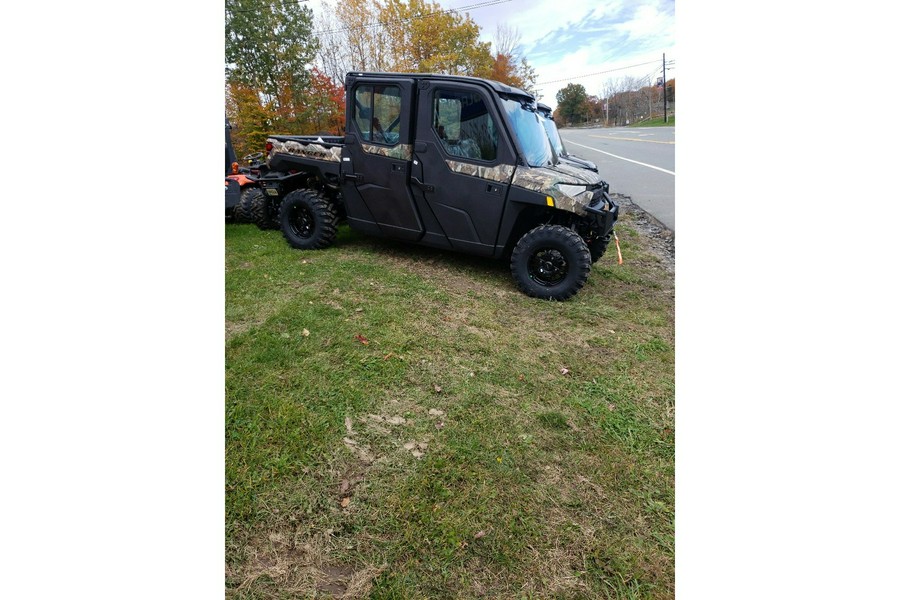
411 81 517 256
342 78 423 241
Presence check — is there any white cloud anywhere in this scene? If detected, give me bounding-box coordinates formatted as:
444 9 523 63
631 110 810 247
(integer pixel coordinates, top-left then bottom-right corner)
286 0 674 109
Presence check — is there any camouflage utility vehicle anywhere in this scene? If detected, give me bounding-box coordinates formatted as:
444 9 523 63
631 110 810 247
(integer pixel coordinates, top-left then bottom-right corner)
536 103 600 173
251 72 618 300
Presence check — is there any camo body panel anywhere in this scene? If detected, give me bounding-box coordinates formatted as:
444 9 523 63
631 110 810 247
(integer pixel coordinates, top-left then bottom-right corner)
268 138 342 163
362 143 413 161
443 160 515 184
511 163 607 216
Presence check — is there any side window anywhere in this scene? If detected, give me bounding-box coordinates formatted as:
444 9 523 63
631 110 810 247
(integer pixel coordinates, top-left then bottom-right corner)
433 89 498 162
353 85 402 145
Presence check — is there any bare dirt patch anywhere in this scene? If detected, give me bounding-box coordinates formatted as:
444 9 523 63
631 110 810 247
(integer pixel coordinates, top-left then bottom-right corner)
612 193 675 274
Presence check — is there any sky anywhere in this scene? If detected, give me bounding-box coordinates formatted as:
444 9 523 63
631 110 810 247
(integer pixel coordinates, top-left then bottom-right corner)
303 0 675 110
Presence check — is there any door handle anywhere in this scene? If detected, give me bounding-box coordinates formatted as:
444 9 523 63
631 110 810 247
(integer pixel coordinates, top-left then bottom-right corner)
410 177 434 193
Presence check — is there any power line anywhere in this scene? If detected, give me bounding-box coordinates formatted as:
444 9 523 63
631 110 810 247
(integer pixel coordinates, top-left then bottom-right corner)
315 0 512 36
537 59 666 86
228 0 310 14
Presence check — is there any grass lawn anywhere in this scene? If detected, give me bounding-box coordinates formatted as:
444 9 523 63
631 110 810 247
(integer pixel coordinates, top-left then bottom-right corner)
629 117 674 127
225 210 675 599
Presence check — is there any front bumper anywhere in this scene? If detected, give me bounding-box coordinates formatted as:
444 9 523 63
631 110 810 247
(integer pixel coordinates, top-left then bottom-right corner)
584 191 619 237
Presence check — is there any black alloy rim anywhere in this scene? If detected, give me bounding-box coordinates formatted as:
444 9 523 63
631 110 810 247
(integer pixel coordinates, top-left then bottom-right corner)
289 205 315 239
528 248 568 286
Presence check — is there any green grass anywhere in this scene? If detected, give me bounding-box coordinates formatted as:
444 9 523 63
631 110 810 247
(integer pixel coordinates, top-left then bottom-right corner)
225 212 675 599
629 116 674 127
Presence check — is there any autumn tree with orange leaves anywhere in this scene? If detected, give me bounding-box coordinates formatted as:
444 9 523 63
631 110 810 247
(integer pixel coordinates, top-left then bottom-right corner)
226 0 541 157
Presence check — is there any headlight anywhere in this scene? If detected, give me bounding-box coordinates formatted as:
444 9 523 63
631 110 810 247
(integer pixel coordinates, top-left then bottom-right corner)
557 184 589 199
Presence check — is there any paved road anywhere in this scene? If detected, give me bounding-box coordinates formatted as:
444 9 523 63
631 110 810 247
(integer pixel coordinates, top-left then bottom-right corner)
560 126 675 231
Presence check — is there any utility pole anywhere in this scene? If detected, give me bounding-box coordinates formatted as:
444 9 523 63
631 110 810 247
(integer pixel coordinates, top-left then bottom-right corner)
663 53 668 124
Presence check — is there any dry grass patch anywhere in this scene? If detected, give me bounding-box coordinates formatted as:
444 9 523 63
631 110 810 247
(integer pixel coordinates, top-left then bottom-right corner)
226 205 674 598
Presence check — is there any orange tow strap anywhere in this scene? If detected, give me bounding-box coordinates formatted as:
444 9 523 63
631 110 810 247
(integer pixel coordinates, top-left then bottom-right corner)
614 231 623 265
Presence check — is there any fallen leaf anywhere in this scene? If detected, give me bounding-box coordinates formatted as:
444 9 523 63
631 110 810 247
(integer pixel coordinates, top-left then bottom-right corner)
560 367 570 375
434 385 442 393
355 307 364 313
383 352 394 360
339 479 350 495
474 530 486 539
341 497 350 508
517 374 525 381
302 328 310 337
354 334 369 345
435 421 445 430
428 409 445 417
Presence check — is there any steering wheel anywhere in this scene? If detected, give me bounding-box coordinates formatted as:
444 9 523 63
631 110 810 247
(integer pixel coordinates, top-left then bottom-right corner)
244 152 264 162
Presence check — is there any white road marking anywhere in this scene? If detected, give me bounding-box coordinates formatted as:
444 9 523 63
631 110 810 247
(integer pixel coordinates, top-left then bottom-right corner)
564 140 675 176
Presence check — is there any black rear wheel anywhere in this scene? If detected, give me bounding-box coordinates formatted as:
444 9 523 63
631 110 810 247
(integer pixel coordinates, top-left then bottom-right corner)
510 225 591 300
279 189 338 250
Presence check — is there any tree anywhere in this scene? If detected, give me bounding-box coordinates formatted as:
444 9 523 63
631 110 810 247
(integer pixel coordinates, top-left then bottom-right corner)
556 83 590 126
225 0 319 131
316 0 496 82
665 78 676 103
490 25 537 92
379 0 493 76
316 0 391 85
300 68 346 135
226 81 277 160
488 24 537 93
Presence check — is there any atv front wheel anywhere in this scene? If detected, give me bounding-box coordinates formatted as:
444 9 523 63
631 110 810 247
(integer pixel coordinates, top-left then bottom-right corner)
279 189 339 250
510 225 591 300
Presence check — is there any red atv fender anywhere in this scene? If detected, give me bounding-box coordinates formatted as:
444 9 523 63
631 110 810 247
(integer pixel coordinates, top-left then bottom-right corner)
226 173 255 188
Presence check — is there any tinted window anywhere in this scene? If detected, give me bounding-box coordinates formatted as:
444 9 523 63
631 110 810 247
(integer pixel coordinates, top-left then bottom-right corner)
500 97 554 168
353 85 402 145
433 89 498 162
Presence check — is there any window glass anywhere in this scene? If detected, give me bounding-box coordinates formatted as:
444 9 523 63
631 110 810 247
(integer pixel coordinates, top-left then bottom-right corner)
500 96 554 168
433 89 498 162
353 85 402 145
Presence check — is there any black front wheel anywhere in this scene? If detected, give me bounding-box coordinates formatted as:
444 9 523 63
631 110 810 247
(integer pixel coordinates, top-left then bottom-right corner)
510 225 591 300
279 189 339 250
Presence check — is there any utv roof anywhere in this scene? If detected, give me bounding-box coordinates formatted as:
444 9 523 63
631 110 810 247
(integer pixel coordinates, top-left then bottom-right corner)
344 72 533 100
536 103 553 118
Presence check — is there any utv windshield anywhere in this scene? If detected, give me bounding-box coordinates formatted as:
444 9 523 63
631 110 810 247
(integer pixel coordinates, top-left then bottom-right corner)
538 114 567 158
500 96 555 168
